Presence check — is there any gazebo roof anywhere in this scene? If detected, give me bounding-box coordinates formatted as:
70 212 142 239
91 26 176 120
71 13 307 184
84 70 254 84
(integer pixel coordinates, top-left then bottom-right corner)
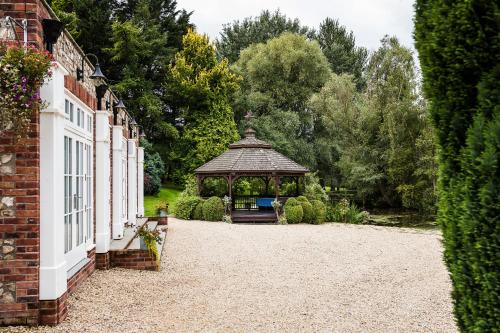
195 128 309 175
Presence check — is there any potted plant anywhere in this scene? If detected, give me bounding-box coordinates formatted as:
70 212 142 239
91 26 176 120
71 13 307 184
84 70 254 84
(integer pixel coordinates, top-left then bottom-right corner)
156 201 169 217
137 224 162 262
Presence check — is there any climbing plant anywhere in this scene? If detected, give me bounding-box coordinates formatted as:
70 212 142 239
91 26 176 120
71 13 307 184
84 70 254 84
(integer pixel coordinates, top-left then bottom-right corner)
0 43 53 138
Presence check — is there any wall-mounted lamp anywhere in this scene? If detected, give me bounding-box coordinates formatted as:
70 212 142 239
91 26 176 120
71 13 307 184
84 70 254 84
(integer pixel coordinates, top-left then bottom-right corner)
42 19 64 54
139 129 146 139
113 100 126 125
95 84 108 111
129 119 138 138
77 53 106 83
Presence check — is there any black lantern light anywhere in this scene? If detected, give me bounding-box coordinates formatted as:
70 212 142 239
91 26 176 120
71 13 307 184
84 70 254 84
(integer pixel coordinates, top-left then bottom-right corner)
77 53 106 83
95 84 108 111
42 19 64 54
113 99 126 125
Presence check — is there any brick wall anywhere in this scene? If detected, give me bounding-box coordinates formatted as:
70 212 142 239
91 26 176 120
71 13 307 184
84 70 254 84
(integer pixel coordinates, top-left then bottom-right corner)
0 111 40 325
110 250 159 271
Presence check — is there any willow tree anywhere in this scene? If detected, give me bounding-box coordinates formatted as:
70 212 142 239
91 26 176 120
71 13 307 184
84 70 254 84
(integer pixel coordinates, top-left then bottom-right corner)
167 29 240 180
415 1 499 331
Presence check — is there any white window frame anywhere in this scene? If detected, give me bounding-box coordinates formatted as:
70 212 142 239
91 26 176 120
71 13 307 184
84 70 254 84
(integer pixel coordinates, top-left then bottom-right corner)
63 91 95 272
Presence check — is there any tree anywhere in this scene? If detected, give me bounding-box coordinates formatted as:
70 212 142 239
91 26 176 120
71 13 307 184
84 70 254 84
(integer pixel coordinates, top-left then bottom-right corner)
415 1 499 331
216 10 312 63
309 37 436 210
167 29 241 180
232 32 331 169
315 18 368 90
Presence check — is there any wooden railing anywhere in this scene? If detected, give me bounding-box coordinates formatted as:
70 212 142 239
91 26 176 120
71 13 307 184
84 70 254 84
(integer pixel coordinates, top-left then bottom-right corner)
232 196 291 211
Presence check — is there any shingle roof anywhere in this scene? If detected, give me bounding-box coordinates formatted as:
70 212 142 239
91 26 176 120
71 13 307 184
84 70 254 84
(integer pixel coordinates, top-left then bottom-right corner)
195 128 309 174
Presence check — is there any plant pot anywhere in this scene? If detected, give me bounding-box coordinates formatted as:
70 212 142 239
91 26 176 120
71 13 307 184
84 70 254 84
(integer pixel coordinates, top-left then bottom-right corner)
157 216 168 225
139 237 147 250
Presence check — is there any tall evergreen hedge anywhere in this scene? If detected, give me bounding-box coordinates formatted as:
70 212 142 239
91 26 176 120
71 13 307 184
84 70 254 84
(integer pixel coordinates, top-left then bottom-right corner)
414 1 499 331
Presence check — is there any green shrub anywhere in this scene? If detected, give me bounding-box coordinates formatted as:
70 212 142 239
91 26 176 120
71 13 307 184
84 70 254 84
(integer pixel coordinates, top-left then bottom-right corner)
174 196 203 220
284 197 299 208
192 201 205 220
202 196 224 221
284 198 303 224
297 196 314 223
285 205 303 224
325 200 368 224
311 200 326 224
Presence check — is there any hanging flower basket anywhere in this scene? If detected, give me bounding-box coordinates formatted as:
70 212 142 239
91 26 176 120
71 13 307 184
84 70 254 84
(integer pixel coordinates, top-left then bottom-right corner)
0 42 53 138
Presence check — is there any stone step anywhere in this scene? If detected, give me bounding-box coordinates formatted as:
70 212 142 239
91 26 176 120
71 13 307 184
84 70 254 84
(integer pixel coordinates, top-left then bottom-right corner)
127 221 159 250
109 218 148 250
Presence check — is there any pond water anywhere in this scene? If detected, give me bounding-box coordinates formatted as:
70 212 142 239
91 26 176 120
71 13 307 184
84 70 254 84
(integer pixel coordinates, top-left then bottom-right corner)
366 210 438 230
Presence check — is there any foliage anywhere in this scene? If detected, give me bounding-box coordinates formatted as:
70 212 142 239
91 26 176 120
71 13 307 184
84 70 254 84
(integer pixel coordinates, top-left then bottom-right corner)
315 18 368 90
141 138 165 195
277 214 288 225
326 199 368 224
272 199 282 220
216 9 312 63
143 184 181 216
304 173 329 202
192 201 204 220
137 224 162 261
155 201 169 215
309 38 436 210
311 200 326 224
297 196 314 223
167 29 241 177
222 195 232 214
202 196 225 221
415 0 500 330
173 196 203 220
180 174 198 197
232 33 331 168
0 43 53 138
284 198 303 224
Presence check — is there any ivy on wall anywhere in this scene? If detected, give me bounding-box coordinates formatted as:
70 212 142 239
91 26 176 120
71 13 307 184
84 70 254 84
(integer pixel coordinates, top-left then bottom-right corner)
0 43 53 138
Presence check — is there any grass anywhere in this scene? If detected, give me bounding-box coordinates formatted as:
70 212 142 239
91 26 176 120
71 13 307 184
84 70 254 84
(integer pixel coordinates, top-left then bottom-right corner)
144 183 182 217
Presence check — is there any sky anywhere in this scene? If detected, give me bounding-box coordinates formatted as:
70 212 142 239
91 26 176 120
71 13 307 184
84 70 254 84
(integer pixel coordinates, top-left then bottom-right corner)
177 0 416 52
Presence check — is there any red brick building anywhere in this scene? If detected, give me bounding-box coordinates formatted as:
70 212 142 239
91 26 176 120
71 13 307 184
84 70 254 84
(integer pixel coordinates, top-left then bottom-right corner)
0 0 145 325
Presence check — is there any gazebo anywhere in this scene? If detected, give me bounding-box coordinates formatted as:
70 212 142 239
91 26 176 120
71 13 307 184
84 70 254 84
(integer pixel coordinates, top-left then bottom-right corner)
195 124 309 222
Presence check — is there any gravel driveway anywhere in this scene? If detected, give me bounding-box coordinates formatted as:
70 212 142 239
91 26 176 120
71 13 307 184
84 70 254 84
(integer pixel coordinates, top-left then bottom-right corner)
4 218 457 333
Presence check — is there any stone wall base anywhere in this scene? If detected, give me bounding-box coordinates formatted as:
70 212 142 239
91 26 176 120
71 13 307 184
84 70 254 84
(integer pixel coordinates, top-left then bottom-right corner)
96 252 110 270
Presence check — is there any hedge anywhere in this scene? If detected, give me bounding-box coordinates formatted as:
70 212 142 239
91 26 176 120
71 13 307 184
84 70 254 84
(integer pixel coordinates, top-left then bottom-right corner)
284 198 303 224
297 196 314 223
415 1 499 331
202 196 224 221
174 196 203 220
192 201 205 220
311 200 326 224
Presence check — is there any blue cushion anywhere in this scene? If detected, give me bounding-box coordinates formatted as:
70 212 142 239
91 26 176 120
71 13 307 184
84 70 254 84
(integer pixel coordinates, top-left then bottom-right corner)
256 198 274 207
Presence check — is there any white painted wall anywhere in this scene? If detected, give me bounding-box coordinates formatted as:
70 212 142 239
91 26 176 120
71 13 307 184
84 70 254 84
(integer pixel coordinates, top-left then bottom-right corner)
137 147 145 217
112 126 124 239
39 62 68 300
127 140 137 225
95 111 111 252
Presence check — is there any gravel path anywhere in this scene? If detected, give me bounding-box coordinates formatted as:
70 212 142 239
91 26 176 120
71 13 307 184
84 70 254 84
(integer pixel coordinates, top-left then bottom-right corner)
4 219 457 333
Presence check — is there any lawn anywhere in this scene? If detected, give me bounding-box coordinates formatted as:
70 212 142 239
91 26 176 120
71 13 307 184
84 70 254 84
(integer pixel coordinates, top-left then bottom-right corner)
144 183 182 216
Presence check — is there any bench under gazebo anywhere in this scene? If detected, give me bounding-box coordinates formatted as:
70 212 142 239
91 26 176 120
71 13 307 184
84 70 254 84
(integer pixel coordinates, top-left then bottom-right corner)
195 123 309 223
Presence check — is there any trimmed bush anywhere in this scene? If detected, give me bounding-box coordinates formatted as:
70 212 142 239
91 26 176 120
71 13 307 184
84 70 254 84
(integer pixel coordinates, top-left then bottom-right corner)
174 196 202 220
311 200 326 224
192 201 205 220
297 196 314 223
415 1 499 330
202 196 224 221
284 198 303 224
